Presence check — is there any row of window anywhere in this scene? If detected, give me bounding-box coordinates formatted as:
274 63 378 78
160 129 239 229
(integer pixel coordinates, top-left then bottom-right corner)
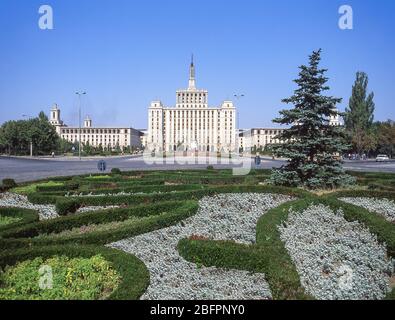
254 130 284 135
151 110 234 117
61 129 124 134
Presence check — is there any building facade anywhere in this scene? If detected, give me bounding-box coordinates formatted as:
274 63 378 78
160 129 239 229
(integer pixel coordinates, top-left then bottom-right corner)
49 104 142 151
238 112 342 153
147 59 237 153
238 128 285 153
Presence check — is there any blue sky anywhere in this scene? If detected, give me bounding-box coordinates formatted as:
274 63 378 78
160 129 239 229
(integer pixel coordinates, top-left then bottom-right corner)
0 0 394 129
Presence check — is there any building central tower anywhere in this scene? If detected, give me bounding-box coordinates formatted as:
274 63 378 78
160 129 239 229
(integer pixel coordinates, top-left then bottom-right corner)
147 58 236 154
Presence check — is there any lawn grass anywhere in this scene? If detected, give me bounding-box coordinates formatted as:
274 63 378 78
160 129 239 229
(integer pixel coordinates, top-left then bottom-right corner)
0 216 21 227
11 181 64 195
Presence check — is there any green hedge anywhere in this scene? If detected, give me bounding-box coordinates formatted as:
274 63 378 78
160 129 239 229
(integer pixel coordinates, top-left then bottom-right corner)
0 245 149 300
0 208 39 233
2 179 17 189
27 185 309 206
331 189 395 200
55 198 81 215
42 184 207 197
36 183 79 193
0 200 198 249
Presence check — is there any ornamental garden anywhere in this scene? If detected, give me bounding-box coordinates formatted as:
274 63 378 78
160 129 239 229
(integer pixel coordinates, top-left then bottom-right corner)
0 168 394 300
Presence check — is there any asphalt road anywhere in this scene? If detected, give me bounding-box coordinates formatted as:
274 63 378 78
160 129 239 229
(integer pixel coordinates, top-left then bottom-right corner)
0 155 394 183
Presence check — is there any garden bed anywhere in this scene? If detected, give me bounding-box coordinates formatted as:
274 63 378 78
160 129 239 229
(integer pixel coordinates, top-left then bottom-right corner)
279 204 393 300
110 193 292 299
0 245 149 300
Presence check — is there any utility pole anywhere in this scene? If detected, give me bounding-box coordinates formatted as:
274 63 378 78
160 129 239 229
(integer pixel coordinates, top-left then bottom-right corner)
75 91 86 161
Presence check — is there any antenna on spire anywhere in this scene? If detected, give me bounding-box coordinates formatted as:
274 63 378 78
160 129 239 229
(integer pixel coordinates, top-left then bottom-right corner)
191 54 194 66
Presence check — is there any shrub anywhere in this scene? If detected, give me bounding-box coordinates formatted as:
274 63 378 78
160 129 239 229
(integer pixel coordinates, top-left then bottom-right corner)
55 198 81 216
111 168 122 175
0 254 121 300
0 245 149 300
2 179 17 189
206 165 214 170
0 208 39 233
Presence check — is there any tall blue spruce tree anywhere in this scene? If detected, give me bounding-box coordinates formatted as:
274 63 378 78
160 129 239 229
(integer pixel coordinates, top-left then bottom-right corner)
269 49 354 189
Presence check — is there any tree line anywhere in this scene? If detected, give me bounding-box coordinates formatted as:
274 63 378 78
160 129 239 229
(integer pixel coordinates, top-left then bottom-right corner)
344 72 394 158
0 112 74 156
0 112 139 156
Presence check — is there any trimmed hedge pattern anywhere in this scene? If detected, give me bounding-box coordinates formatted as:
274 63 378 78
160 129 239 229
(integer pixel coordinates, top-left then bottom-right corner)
0 200 199 249
1 169 395 300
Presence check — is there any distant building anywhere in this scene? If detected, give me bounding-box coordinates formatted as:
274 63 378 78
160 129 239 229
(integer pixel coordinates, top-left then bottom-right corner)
138 129 148 149
147 58 237 153
238 128 285 153
49 104 142 151
329 110 342 126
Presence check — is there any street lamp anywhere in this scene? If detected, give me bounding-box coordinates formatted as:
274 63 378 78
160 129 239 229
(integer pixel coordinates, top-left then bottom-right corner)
233 94 245 154
22 114 34 157
75 91 86 160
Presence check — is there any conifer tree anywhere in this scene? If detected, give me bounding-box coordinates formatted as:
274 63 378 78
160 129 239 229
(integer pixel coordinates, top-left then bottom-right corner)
269 49 354 189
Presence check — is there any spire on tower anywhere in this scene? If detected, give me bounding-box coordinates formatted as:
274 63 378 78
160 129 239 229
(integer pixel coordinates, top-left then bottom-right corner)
188 54 196 90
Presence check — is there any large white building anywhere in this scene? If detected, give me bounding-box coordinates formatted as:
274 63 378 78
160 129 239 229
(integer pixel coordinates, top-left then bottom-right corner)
147 58 237 153
49 104 142 151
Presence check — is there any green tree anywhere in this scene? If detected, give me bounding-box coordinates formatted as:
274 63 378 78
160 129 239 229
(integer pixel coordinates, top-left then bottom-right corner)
374 120 395 158
57 138 76 154
0 111 59 156
29 114 59 155
269 49 354 189
344 72 376 155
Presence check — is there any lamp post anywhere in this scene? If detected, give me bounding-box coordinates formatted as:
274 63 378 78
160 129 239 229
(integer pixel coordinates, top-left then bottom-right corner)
22 114 34 157
75 91 86 160
233 94 245 154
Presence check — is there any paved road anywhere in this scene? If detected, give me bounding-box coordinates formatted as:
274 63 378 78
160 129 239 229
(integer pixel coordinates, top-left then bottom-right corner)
0 155 394 183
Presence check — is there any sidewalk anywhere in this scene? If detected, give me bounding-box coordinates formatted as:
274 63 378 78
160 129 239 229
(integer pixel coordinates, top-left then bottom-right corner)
0 154 141 161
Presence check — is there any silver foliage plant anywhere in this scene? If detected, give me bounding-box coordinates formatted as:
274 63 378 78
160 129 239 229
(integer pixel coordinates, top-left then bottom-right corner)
340 197 395 223
279 204 394 300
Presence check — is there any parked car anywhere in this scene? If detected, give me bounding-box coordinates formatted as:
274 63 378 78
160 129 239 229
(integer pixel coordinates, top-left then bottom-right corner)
376 154 390 162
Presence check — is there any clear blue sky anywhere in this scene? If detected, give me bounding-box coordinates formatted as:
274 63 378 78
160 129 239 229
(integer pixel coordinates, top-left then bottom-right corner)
0 0 394 129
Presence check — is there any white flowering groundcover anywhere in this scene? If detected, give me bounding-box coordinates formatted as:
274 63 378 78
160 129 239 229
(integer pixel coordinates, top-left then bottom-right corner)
340 197 395 223
0 192 119 220
279 204 394 300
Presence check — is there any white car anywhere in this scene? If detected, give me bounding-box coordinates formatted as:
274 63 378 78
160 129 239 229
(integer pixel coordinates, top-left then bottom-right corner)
376 155 390 162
